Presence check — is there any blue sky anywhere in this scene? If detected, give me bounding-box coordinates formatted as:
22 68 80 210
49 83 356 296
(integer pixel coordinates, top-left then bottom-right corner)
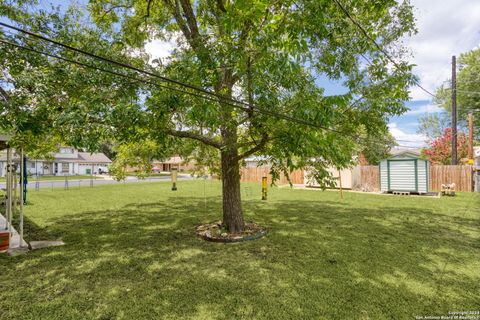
386 0 480 146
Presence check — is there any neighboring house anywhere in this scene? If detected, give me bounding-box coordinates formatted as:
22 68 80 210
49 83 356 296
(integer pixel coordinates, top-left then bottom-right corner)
243 156 270 168
153 156 196 172
0 147 112 177
127 155 196 173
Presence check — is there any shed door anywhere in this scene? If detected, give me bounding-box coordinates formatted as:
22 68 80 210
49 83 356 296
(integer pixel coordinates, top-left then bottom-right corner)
389 160 416 191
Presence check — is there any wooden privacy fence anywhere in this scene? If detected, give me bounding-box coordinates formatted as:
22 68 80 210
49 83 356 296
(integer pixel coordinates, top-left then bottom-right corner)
356 165 474 192
429 165 473 192
358 165 380 191
240 167 304 185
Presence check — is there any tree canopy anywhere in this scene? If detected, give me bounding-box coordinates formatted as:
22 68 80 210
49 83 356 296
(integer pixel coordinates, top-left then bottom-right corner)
1 0 417 232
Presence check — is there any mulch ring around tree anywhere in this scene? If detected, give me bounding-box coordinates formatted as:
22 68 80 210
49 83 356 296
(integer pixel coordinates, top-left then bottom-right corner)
196 221 267 243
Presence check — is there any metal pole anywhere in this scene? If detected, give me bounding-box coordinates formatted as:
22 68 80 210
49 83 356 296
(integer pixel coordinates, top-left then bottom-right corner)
19 148 24 246
6 148 12 233
90 164 94 187
23 155 27 203
35 160 39 191
451 55 458 165
13 163 17 215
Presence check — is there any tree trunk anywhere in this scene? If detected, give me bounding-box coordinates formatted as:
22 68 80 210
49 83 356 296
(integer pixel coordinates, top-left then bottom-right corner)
221 149 244 233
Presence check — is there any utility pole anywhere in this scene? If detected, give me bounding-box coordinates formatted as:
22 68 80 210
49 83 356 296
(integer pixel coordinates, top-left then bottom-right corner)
468 113 474 160
468 113 475 192
451 55 457 165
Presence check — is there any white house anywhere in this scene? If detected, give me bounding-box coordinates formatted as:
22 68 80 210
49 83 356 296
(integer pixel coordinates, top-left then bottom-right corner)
0 147 112 177
243 156 270 168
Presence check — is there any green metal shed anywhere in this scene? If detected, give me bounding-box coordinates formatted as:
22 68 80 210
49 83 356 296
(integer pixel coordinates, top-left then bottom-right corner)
379 150 430 194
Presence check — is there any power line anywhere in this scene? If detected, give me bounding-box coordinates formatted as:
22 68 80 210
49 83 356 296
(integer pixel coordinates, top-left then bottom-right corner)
0 21 254 110
440 87 480 95
0 24 428 149
0 39 224 105
331 0 436 98
0 37 347 132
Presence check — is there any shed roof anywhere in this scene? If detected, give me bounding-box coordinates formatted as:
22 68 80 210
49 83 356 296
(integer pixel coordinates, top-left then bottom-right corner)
390 148 421 156
386 149 427 161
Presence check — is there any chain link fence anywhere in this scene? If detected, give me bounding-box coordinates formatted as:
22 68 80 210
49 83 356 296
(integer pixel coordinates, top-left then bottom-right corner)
0 175 184 193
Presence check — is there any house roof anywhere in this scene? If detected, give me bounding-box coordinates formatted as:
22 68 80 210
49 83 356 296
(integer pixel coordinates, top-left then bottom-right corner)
78 152 112 163
0 150 112 163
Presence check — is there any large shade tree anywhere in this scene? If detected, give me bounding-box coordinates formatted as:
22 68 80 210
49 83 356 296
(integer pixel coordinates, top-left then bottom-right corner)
1 0 417 232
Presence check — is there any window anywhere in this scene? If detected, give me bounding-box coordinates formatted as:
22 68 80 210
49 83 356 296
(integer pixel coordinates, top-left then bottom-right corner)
31 162 35 169
61 163 69 173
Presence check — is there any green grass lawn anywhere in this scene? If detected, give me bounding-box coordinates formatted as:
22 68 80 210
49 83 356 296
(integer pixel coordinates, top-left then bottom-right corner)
1 181 479 320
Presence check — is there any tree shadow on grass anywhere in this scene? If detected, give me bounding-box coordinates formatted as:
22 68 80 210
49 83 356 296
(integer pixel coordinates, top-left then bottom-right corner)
1 194 479 320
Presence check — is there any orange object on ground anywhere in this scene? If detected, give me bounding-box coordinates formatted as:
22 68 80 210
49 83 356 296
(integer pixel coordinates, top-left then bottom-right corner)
0 231 10 253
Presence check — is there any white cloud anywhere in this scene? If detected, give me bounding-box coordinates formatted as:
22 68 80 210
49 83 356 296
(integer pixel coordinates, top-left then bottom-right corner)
144 39 175 63
406 0 480 101
405 104 443 115
388 123 427 147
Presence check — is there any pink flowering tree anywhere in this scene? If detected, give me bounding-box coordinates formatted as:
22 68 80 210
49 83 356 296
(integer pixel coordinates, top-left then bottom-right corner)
421 128 468 164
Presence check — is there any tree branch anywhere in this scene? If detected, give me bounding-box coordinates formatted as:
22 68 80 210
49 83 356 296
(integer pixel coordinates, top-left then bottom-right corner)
167 129 223 149
99 3 133 21
162 0 192 41
146 0 153 18
178 0 200 40
236 133 269 161
0 86 10 101
216 0 226 13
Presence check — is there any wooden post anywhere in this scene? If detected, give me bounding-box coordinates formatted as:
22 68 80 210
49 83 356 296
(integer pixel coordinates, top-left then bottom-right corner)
468 113 474 191
171 168 178 191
